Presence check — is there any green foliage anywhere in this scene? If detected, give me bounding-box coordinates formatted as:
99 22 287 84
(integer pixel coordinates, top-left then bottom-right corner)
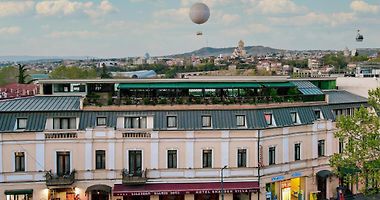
99 66 112 79
50 66 97 79
17 64 30 84
322 53 348 70
287 87 299 96
330 88 380 193
351 55 369 62
269 88 278 97
283 59 308 68
0 66 18 86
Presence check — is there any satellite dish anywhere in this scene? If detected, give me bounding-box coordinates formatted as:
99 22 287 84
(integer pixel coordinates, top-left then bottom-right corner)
356 30 364 42
189 2 210 25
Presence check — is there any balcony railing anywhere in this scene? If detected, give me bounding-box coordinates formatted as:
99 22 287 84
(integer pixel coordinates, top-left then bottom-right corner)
45 170 76 187
122 169 147 185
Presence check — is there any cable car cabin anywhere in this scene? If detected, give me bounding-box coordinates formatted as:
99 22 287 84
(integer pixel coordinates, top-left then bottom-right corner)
356 34 364 42
196 31 203 36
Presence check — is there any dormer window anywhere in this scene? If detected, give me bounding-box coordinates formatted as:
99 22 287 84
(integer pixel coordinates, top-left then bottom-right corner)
125 117 147 129
202 115 212 128
314 110 323 120
53 118 76 130
291 112 300 124
96 117 107 126
264 113 273 126
17 118 27 130
236 115 246 127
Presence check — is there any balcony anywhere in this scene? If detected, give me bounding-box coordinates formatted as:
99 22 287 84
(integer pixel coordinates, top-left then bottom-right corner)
122 169 147 185
45 170 76 187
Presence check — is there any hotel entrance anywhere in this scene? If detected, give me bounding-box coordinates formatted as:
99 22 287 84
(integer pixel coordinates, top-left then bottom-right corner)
266 177 305 200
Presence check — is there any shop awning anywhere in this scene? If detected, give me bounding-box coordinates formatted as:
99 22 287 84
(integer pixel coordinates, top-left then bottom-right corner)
316 170 332 178
261 82 295 88
5 189 33 195
118 82 262 89
113 182 259 196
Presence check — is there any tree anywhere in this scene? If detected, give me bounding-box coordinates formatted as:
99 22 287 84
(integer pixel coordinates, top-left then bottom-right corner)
330 88 380 194
0 66 18 86
49 66 97 79
99 64 112 79
17 64 29 84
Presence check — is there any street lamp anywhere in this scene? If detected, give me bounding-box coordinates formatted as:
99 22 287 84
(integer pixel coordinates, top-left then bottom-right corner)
221 165 228 200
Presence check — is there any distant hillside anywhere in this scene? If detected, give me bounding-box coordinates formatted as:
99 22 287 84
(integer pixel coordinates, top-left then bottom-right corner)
171 46 285 57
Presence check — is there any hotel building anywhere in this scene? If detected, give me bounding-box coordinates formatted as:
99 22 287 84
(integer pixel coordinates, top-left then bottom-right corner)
0 77 367 200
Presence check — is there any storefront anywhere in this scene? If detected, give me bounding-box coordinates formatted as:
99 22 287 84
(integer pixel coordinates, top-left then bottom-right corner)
5 189 33 200
266 173 305 200
113 182 259 200
85 184 112 200
48 188 78 200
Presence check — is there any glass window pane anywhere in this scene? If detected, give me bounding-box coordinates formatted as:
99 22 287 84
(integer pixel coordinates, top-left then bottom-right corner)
140 117 147 128
61 118 69 129
236 115 245 126
69 118 76 129
53 118 60 129
17 118 27 129
202 116 211 127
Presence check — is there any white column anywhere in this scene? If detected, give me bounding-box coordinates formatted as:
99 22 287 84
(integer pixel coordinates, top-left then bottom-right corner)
326 131 334 156
312 124 318 159
185 131 195 178
221 131 229 168
151 131 159 169
282 128 289 163
186 131 194 168
35 133 45 172
107 131 116 179
0 139 3 182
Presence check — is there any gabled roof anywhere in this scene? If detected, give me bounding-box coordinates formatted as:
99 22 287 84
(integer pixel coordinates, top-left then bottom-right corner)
0 96 81 112
324 90 367 104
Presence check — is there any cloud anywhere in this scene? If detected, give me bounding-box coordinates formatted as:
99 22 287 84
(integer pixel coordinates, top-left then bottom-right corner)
224 23 271 37
0 26 21 35
269 12 356 27
180 0 233 7
0 1 34 17
244 0 307 15
351 1 379 13
47 30 99 38
35 0 115 18
153 7 190 22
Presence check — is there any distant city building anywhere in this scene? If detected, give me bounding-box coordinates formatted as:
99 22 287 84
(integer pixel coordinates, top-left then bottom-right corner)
111 70 157 79
133 57 146 65
231 40 247 59
97 61 119 68
0 83 39 100
343 47 350 57
308 58 320 69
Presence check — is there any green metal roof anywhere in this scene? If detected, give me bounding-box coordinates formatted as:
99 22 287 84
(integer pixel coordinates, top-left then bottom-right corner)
324 90 367 104
0 96 81 112
118 82 262 89
261 82 295 87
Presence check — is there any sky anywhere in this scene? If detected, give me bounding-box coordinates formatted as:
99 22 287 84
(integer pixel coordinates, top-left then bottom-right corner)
0 0 379 57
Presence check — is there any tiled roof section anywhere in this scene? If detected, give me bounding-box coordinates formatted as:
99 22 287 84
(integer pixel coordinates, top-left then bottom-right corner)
324 90 367 104
0 96 81 112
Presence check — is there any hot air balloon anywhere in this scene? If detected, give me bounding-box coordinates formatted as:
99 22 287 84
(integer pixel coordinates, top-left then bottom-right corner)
356 30 364 42
189 2 210 25
189 2 210 36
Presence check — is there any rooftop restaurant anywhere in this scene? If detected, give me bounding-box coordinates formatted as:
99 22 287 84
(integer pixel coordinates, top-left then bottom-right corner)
37 77 336 106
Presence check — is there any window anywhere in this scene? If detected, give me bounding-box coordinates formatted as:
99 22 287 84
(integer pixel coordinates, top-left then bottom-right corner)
129 150 142 175
202 149 212 168
96 117 107 126
314 110 322 120
237 149 247 167
95 150 106 169
339 139 344 154
15 152 25 172
294 143 301 161
264 113 273 126
318 140 325 157
17 118 27 129
125 117 147 129
167 116 177 128
269 147 276 165
53 118 76 130
167 150 177 168
236 115 246 127
57 151 70 176
202 115 211 128
291 112 298 124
